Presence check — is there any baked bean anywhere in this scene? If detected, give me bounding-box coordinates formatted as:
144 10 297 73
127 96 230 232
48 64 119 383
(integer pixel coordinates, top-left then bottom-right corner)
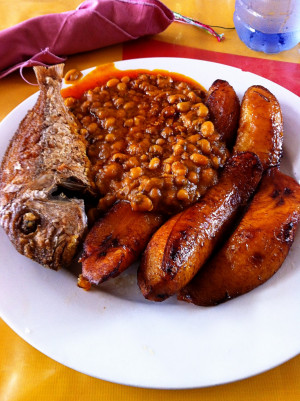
134 116 145 126
171 161 188 176
97 109 108 119
105 133 116 143
149 157 160 169
106 78 119 87
87 122 98 133
161 127 173 138
175 175 188 186
168 94 186 104
124 118 134 127
121 76 130 83
192 118 205 130
198 139 211 154
164 156 175 164
181 151 189 160
86 90 94 102
104 163 121 178
190 153 209 166
131 194 153 212
201 121 215 137
176 138 186 146
211 155 220 168
164 163 172 174
64 72 229 214
80 128 88 136
116 109 126 119
149 187 161 201
64 97 76 107
117 82 127 91
64 69 82 82
187 143 197 153
124 101 135 110
177 188 190 201
127 144 139 155
138 177 151 192
149 145 163 155
174 125 186 135
140 154 149 162
128 157 140 168
104 117 116 129
167 136 176 144
156 138 165 146
177 101 191 112
130 167 143 179
149 177 164 189
187 134 201 144
180 114 193 129
111 153 128 163
188 171 199 184
196 103 209 117
176 82 188 90
187 91 197 102
172 144 184 156
202 168 217 185
162 105 176 117
114 97 124 107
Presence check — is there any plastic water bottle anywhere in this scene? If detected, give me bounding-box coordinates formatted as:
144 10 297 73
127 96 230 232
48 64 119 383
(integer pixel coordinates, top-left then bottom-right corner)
234 0 300 53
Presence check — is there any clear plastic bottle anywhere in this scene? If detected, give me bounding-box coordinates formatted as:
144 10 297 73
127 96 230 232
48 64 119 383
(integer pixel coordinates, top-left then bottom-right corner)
234 0 300 53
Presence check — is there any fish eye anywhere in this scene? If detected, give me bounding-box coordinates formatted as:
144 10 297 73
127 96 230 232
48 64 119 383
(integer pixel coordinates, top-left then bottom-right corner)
19 212 40 235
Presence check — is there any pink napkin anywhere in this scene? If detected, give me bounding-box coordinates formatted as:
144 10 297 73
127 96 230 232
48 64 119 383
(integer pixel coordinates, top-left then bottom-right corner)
0 0 223 79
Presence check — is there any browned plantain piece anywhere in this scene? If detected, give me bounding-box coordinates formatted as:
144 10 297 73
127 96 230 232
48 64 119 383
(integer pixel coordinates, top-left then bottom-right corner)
179 168 300 306
137 152 263 301
79 201 164 286
205 79 240 148
233 85 283 170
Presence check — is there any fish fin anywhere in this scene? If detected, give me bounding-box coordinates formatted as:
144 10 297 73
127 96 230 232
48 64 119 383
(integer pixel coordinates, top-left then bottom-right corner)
33 64 64 85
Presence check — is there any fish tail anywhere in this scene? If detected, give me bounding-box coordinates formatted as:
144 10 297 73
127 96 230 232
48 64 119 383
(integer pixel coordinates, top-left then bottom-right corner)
33 64 64 85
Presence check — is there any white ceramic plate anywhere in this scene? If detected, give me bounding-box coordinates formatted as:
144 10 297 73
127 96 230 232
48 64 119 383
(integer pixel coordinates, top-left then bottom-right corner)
0 58 299 389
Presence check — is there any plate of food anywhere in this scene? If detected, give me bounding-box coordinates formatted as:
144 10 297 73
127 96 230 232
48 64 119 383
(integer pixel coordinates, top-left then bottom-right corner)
0 57 299 389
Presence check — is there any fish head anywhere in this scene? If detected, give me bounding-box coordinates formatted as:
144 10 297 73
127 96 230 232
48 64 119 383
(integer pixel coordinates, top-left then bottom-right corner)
1 195 88 270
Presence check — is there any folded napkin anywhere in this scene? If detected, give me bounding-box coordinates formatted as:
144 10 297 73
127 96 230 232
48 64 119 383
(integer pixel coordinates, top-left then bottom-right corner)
0 0 223 79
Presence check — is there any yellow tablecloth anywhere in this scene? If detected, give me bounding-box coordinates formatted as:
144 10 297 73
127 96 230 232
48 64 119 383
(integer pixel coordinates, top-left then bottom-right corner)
0 1 299 400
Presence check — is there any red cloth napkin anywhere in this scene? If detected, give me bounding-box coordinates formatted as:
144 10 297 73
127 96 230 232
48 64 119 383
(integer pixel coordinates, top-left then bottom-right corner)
0 0 173 78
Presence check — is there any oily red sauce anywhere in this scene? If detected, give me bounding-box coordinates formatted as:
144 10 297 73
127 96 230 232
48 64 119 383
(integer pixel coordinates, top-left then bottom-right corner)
62 63 206 99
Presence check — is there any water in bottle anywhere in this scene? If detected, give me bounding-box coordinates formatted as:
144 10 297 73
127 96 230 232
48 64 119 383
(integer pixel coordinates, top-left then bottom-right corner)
234 0 300 53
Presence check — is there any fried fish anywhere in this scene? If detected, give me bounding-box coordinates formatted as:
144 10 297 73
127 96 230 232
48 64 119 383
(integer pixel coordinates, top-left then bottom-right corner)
0 64 95 270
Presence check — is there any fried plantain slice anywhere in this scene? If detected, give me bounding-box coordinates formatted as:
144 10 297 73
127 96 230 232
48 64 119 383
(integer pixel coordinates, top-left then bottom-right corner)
205 79 240 148
138 152 263 301
179 168 300 306
79 201 164 287
233 85 283 170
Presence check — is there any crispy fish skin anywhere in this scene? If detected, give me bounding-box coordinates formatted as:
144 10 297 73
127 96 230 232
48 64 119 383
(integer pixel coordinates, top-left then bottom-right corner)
79 201 164 286
205 79 240 148
0 64 95 270
179 168 300 306
138 152 263 301
233 85 283 170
